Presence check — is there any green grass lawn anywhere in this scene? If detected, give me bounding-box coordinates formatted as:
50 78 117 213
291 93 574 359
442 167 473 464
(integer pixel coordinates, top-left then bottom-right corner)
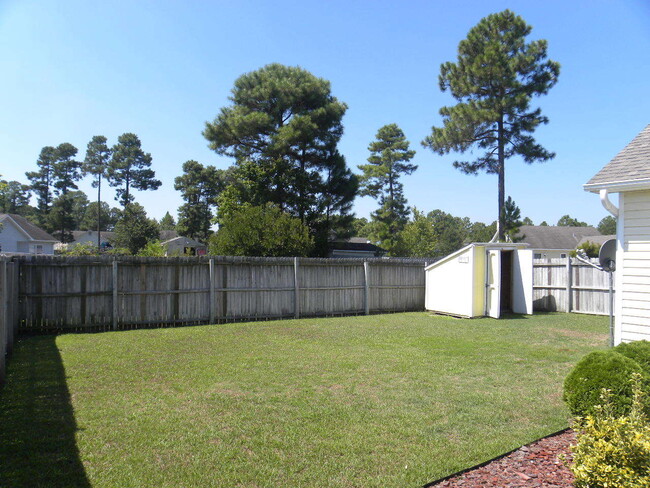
0 312 606 487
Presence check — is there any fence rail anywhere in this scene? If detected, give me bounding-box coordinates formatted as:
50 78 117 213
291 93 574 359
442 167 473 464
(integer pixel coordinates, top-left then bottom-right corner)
533 257 614 315
14 255 430 333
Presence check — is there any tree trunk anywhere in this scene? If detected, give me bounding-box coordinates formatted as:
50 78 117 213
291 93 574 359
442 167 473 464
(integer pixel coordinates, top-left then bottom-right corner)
97 176 102 252
497 116 505 242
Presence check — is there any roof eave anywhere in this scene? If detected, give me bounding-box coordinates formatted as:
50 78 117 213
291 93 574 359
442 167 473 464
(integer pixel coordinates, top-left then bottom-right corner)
584 178 650 194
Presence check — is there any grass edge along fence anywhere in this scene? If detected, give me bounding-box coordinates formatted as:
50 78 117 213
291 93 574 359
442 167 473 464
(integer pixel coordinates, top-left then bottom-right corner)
0 257 20 386
15 255 430 333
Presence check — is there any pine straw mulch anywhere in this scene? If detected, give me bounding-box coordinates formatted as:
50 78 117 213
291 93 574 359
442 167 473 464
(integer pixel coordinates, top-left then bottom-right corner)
428 429 575 488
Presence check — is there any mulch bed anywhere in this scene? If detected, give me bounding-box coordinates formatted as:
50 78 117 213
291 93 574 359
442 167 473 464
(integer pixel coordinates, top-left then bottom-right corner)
429 429 575 487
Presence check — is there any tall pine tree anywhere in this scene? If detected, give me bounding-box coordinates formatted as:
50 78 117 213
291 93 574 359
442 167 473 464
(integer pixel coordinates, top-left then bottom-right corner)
358 124 416 254
422 10 560 241
26 146 57 230
50 143 82 242
83 135 112 249
108 133 161 208
174 160 226 241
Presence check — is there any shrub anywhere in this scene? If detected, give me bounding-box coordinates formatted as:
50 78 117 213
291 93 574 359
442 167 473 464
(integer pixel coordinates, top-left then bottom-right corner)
615 340 650 376
570 375 650 488
563 350 644 417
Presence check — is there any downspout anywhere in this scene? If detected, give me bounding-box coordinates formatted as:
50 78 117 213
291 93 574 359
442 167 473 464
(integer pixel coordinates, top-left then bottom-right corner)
600 189 619 217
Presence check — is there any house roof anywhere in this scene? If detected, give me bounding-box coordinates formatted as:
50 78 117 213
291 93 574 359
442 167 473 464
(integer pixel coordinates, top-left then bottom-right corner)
161 236 206 247
71 230 116 243
329 238 387 254
584 124 650 192
0 213 57 242
576 234 616 248
515 225 601 250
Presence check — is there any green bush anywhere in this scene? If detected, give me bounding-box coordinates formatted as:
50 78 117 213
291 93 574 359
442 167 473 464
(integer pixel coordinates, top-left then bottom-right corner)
570 375 650 488
615 340 650 376
563 350 644 417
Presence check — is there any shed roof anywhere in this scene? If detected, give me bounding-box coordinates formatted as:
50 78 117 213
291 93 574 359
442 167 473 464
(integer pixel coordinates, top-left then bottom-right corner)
584 124 650 192
515 225 600 250
0 213 57 241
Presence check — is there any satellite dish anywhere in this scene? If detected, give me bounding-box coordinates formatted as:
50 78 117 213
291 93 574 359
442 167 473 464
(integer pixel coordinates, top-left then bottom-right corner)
599 239 617 272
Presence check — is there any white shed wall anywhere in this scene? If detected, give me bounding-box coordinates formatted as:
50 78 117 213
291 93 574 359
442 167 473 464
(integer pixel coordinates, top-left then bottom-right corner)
619 190 650 342
425 246 475 317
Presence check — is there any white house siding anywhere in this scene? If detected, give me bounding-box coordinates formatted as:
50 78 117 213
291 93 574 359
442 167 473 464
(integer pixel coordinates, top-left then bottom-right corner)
619 190 650 342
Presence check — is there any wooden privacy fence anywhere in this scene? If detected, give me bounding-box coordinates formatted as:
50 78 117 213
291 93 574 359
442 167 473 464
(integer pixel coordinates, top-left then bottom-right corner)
0 258 20 385
533 257 614 315
15 255 429 333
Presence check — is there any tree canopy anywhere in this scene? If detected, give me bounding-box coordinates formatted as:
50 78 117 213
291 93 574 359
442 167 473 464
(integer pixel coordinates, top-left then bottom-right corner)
358 124 417 255
203 63 357 256
422 9 560 241
597 215 617 235
557 215 589 227
108 133 161 207
209 204 313 257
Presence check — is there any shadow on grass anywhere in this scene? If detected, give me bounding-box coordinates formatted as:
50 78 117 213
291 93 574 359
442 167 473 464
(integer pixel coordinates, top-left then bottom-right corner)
0 335 90 487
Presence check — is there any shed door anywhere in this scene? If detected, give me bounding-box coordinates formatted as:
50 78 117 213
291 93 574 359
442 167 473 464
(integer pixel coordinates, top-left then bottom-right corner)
486 250 501 318
512 249 533 314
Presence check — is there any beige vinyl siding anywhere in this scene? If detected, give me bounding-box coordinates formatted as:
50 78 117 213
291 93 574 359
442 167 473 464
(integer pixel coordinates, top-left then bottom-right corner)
621 190 650 342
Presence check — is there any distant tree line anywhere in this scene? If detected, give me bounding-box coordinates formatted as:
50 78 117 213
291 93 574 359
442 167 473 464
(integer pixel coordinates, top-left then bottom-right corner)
3 10 616 258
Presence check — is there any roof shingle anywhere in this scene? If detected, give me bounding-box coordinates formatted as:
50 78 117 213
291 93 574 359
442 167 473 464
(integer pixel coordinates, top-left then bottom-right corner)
515 225 600 250
586 124 650 188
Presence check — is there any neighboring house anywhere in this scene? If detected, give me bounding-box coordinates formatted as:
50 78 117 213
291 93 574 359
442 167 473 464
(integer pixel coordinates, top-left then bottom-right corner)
161 236 207 256
584 123 650 344
328 237 387 258
576 234 616 250
514 225 601 260
0 213 57 255
70 230 116 249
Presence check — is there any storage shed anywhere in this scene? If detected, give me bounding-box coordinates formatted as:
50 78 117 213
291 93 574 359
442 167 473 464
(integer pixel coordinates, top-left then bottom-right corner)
425 243 533 318
584 123 650 344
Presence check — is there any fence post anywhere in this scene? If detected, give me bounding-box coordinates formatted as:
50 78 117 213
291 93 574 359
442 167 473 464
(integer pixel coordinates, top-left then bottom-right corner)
0 260 6 386
566 256 572 313
209 259 215 324
294 257 300 319
363 261 370 315
112 260 118 331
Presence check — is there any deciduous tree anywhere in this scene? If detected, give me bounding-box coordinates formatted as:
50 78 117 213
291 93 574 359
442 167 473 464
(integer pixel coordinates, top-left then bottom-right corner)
209 204 313 257
557 214 588 227
113 203 160 254
423 9 560 241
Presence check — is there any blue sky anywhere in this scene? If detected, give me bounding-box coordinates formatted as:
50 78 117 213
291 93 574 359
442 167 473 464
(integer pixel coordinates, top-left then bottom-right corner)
1 0 649 227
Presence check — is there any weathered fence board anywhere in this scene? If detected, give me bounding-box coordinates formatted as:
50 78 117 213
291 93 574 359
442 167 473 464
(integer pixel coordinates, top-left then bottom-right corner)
15 255 429 333
1 258 20 386
533 257 614 315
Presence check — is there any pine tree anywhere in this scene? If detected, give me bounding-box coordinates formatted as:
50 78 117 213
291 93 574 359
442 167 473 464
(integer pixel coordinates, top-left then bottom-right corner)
358 124 416 254
204 63 357 256
108 133 161 208
50 143 83 242
26 146 57 230
174 160 226 241
83 135 112 249
501 196 523 241
159 212 176 231
423 10 560 241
